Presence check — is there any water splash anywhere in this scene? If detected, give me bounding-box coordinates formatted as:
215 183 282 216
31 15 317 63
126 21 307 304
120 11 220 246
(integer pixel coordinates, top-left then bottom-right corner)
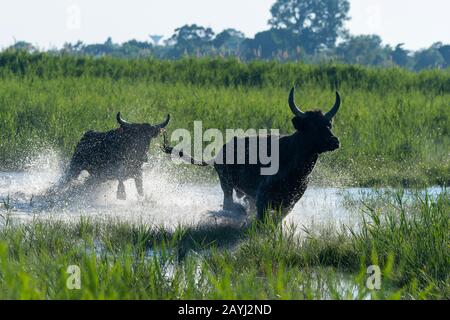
0 149 62 196
1 151 442 230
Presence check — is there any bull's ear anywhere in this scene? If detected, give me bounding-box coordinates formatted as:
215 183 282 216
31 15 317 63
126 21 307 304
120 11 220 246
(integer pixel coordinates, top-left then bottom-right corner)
292 117 306 131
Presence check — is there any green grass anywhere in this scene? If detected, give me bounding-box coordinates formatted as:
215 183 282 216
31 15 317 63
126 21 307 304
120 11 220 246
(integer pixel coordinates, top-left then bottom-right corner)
0 190 448 299
0 72 448 186
1 51 449 91
1 53 448 300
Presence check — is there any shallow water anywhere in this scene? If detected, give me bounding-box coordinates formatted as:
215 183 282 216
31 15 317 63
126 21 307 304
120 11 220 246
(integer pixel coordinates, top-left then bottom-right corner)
0 154 444 230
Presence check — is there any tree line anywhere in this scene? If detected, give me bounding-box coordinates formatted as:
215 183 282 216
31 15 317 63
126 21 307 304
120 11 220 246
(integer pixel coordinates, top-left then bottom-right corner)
5 0 450 71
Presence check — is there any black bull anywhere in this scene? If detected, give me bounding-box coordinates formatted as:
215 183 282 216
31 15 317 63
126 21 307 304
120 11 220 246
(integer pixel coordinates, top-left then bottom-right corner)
52 113 170 200
163 88 341 221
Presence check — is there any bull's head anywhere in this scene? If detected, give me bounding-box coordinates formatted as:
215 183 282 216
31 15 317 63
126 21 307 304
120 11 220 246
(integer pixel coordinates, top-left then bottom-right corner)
116 112 170 162
289 87 341 154
116 112 170 137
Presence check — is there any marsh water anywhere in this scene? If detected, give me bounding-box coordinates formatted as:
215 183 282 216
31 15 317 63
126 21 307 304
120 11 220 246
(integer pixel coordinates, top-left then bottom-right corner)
0 153 444 230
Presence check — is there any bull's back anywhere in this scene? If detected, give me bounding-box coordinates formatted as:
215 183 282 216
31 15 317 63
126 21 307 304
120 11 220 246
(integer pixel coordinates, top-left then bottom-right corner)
71 130 122 174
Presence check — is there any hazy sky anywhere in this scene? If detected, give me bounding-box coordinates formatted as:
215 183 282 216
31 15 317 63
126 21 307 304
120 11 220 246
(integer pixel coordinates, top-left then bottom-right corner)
1 0 449 50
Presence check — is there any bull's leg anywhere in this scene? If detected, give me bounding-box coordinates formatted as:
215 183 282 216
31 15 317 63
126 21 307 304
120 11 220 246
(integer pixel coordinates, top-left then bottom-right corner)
117 181 126 200
219 177 245 213
134 173 144 197
221 181 234 211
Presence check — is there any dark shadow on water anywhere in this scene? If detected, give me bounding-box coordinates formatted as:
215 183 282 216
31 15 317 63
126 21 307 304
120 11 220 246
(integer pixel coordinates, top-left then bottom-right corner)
171 208 252 257
206 208 248 221
118 209 254 260
171 222 251 260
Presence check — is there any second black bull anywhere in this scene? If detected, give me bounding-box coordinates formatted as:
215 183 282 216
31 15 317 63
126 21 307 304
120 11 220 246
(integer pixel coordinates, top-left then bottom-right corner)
163 88 342 221
52 113 170 200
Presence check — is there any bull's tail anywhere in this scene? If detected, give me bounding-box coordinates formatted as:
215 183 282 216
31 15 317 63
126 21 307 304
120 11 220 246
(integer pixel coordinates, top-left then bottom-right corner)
161 132 210 167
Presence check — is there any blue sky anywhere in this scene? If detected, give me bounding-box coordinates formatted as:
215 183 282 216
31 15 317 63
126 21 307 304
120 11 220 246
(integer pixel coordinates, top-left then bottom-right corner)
1 0 449 50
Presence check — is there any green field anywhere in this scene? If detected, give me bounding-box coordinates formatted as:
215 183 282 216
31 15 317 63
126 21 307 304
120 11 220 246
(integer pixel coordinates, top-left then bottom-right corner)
0 53 449 300
0 52 449 186
0 190 448 299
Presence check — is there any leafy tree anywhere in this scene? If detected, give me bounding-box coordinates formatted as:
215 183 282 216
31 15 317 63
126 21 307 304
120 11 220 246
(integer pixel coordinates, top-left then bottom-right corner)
62 41 84 54
5 0 450 71
391 44 411 68
213 29 245 51
431 42 450 67
7 41 36 53
120 40 153 58
167 24 214 58
413 45 446 71
81 37 120 57
438 46 450 67
269 0 350 53
241 29 299 60
123 40 152 50
336 35 391 66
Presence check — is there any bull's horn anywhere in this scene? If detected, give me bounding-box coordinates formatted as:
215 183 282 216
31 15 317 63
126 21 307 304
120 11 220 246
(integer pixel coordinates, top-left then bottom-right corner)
155 114 170 129
116 112 131 126
325 92 341 120
289 87 307 118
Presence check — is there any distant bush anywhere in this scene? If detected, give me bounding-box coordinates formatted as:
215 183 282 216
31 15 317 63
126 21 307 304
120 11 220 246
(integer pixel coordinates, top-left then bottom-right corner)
0 52 449 94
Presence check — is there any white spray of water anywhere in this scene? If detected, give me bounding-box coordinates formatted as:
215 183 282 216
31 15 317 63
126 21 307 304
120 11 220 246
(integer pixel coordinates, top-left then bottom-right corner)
0 150 364 230
0 150 62 196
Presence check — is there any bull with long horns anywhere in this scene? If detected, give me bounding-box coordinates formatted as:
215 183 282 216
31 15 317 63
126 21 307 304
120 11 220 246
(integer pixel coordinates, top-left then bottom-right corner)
54 112 170 200
163 88 341 221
